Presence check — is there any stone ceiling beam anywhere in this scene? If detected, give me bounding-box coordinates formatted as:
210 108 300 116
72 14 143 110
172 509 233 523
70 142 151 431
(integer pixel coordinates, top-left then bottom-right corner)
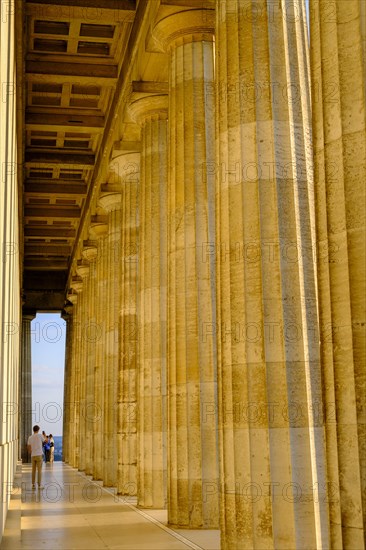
160 0 214 6
26 73 117 87
26 112 104 129
24 227 75 238
24 259 69 269
26 60 118 79
26 0 136 23
25 206 81 218
25 151 95 165
26 106 107 117
25 182 87 195
25 244 71 255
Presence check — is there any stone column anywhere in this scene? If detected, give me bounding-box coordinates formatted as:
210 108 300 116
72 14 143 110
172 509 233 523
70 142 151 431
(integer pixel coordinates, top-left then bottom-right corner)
65 290 79 468
79 244 97 477
20 312 35 463
75 256 94 476
114 152 140 496
215 1 328 548
62 306 73 463
129 94 168 509
70 276 84 470
89 218 109 481
98 183 122 487
74 276 88 473
310 0 366 547
153 9 219 529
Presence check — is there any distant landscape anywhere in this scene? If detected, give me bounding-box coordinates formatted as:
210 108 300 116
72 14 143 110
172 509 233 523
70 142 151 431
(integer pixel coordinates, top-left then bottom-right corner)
53 436 63 461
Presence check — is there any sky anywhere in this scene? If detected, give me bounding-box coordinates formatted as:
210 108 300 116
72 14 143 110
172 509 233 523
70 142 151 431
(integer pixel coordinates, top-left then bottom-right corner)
31 313 66 436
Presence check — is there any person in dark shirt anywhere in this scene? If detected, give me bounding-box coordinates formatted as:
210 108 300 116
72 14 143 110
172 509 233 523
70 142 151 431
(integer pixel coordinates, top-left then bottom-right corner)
43 435 51 463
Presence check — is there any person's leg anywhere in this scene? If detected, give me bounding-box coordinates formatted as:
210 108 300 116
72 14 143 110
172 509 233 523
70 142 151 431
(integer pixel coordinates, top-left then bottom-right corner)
31 457 36 485
36 456 43 486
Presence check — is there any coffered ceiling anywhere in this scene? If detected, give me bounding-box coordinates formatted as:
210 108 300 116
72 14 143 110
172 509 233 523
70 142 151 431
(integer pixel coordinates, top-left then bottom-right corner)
21 0 204 311
22 0 136 309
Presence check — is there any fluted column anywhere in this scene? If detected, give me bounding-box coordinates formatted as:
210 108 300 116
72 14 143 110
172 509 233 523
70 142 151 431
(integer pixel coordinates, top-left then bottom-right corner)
129 95 168 509
98 185 122 487
65 290 79 468
153 9 219 529
80 245 97 477
89 218 108 481
216 1 328 548
62 306 73 463
310 1 366 547
71 276 85 470
114 152 140 496
75 255 94 476
74 276 88 473
20 312 36 463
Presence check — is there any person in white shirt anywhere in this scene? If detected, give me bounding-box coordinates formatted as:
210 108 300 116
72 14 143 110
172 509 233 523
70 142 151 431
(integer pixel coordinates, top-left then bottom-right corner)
27 425 44 489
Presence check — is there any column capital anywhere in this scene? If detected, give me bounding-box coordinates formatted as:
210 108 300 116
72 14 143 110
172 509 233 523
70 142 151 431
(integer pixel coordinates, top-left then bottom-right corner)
89 215 109 239
82 239 98 261
128 94 168 125
112 140 141 158
98 186 122 213
71 276 83 293
66 290 78 304
61 304 73 320
22 310 36 322
108 152 140 186
75 259 90 279
153 9 214 51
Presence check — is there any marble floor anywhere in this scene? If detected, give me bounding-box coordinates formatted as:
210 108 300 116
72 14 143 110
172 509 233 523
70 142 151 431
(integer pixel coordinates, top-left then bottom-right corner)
1 463 220 550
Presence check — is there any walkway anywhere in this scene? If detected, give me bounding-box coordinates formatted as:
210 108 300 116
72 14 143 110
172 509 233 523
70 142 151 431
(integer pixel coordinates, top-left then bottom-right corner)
1 463 220 550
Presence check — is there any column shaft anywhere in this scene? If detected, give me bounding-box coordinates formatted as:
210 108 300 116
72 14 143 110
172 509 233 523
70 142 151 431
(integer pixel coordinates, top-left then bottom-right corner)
116 153 140 496
216 1 328 548
98 188 122 487
154 10 220 528
62 310 73 464
129 96 169 509
84 255 96 477
69 299 80 468
92 222 108 481
75 252 94 477
74 299 82 468
310 0 366 546
20 314 35 463
78 285 87 472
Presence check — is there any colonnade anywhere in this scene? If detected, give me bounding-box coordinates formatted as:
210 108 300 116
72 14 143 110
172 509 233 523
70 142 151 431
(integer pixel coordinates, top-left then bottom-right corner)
62 1 365 548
